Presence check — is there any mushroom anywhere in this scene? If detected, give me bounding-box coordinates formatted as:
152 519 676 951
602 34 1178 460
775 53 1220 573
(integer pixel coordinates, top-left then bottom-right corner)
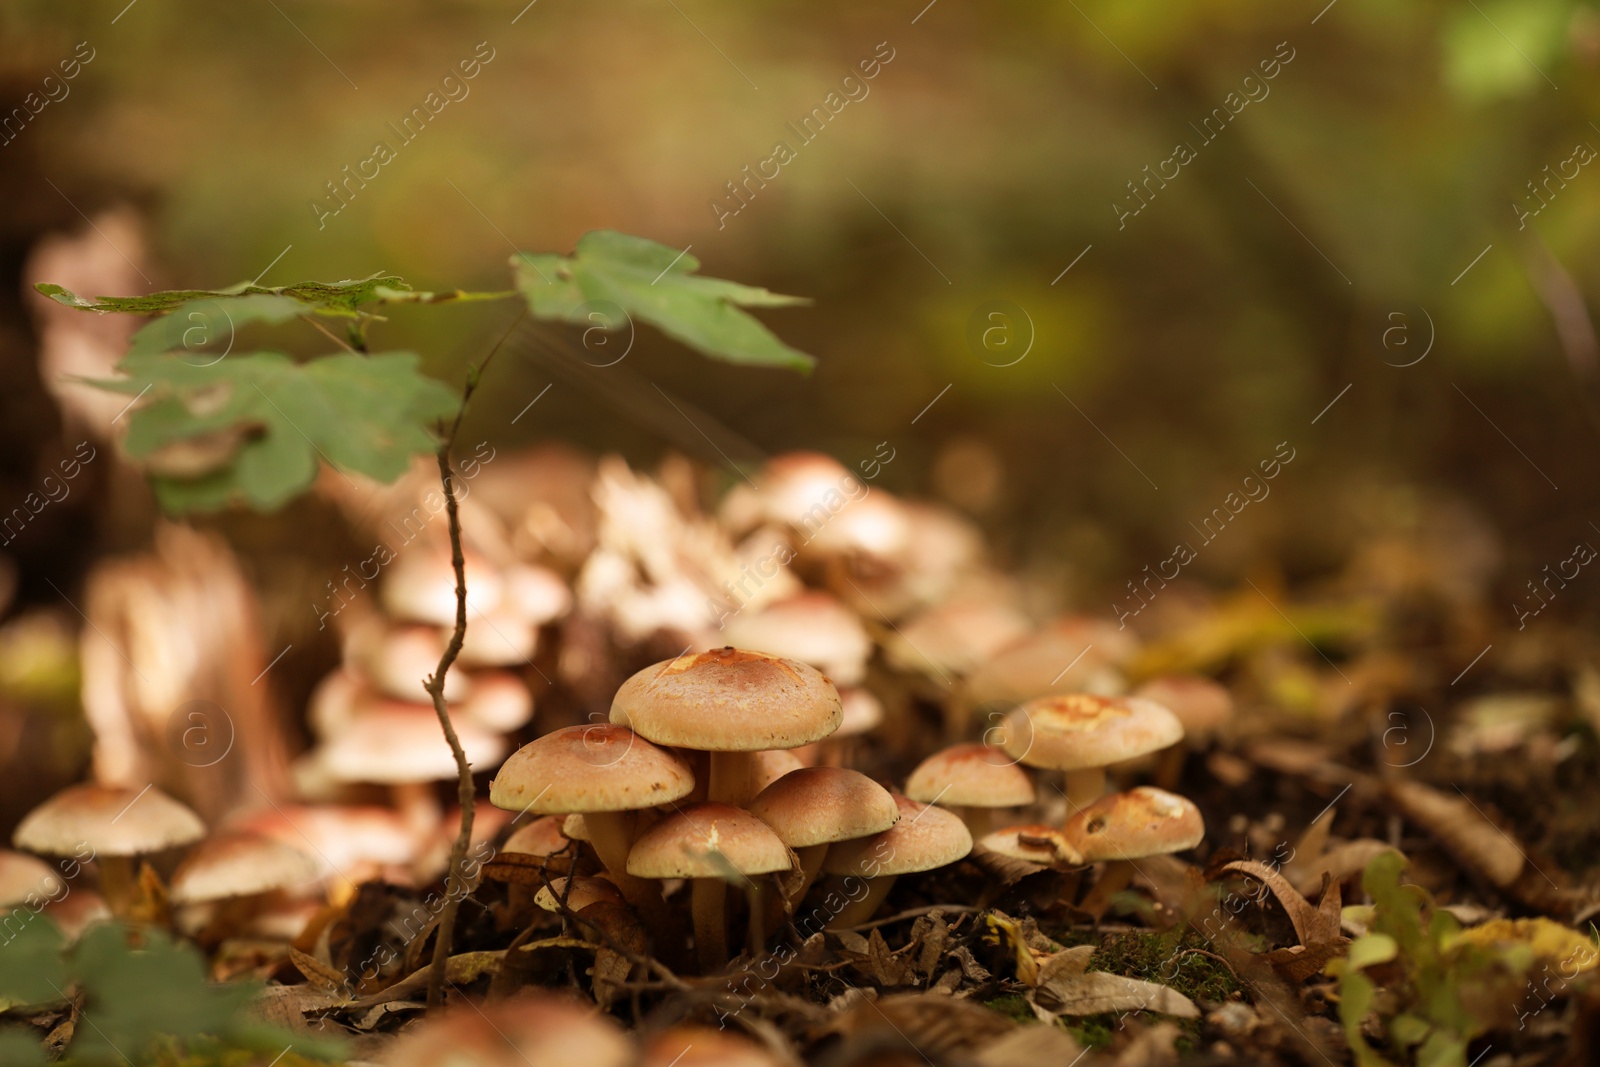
12 784 205 919
0 850 64 912
722 591 872 686
1065 786 1204 917
318 703 507 840
381 543 504 627
748 749 805 794
644 1025 781 1067
610 647 842 806
1000 693 1183 819
886 595 1032 680
747 767 899 913
905 743 1035 835
977 824 1084 868
964 616 1138 705
456 671 535 733
456 608 538 668
1129 675 1234 788
500 563 573 625
383 992 634 1067
822 794 972 930
627 802 791 971
346 621 471 703
503 815 570 859
229 804 415 891
534 876 625 913
169 832 318 939
490 724 693 926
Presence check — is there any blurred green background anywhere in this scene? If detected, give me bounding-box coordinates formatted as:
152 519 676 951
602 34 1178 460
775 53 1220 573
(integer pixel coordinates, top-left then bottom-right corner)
4 0 1599 614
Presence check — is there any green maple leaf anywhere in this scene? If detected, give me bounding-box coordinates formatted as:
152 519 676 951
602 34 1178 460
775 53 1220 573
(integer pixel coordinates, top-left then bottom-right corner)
513 230 815 371
87 351 460 513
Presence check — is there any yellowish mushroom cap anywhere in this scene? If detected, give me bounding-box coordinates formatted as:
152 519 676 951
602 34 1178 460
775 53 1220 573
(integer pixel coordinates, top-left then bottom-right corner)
747 767 899 848
626 803 791 880
905 744 1035 809
489 724 694 814
1064 787 1204 861
823 794 972 878
1001 693 1183 772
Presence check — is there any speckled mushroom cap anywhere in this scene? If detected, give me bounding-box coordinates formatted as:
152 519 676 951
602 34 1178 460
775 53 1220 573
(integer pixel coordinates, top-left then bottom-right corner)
1132 675 1233 741
383 992 634 1067
320 704 506 784
0 850 63 908
905 744 1035 809
626 803 791 880
14 784 205 858
610 647 843 752
169 833 319 903
747 767 899 848
722 592 871 686
1001 693 1183 771
645 1025 782 1067
533 876 625 913
823 794 973 878
1064 787 1204 861
977 824 1084 867
489 724 694 814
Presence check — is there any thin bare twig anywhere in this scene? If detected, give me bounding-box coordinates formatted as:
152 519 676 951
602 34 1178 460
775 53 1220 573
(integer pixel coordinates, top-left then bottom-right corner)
423 307 529 1010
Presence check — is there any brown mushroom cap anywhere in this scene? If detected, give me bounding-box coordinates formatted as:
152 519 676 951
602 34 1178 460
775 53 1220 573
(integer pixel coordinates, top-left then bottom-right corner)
534 876 625 913
977 824 1084 867
561 813 591 842
456 609 538 668
489 725 694 814
381 544 504 627
382 992 634 1067
644 1025 782 1067
823 794 973 878
1002 693 1183 771
1065 787 1204 861
626 803 791 880
14 784 205 858
835 688 885 739
721 592 871 686
169 833 319 904
503 816 570 857
1132 675 1234 741
228 804 414 880
0 850 63 908
347 621 470 703
320 704 506 784
458 672 535 732
501 564 573 625
965 616 1139 706
887 596 1031 678
610 647 842 752
747 767 899 848
905 744 1035 809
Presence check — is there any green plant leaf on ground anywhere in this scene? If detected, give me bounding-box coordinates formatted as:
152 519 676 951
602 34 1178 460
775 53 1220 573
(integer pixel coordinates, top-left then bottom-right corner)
0 913 68 1008
87 351 460 512
513 229 816 372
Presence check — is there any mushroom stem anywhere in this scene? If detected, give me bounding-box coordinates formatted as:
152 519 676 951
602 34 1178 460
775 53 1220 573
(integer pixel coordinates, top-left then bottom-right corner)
958 807 996 837
584 811 675 932
1152 745 1186 791
708 751 758 807
393 782 442 840
746 882 766 957
691 876 729 972
1063 767 1107 822
791 844 828 907
97 855 137 920
827 874 896 931
1079 860 1135 919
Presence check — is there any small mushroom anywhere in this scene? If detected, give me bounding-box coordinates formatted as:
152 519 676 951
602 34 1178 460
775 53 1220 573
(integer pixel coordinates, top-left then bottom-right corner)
13 784 205 919
978 824 1085 868
748 766 899 914
0 850 64 911
457 671 535 733
905 743 1035 835
627 802 791 972
1001 693 1183 819
383 992 634 1067
722 591 872 686
822 794 972 930
610 647 842 806
318 703 507 841
169 832 319 940
1065 786 1204 917
490 724 693 927
1130 675 1234 788
381 543 504 627
534 876 625 913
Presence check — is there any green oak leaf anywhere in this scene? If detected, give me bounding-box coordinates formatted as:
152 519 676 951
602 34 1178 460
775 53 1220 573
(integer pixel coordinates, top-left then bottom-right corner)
513 229 815 371
87 351 460 513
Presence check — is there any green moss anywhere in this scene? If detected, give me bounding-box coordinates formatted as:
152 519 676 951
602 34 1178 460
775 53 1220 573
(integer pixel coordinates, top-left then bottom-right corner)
1087 929 1242 1004
982 994 1038 1024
